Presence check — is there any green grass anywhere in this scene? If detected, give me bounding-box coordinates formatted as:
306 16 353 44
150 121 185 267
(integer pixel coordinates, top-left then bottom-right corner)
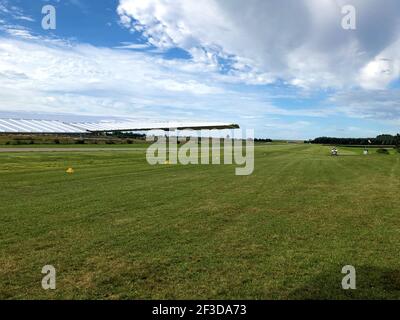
1 144 400 299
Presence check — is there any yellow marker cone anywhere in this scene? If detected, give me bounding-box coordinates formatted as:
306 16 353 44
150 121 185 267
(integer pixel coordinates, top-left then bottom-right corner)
164 161 171 165
66 168 74 174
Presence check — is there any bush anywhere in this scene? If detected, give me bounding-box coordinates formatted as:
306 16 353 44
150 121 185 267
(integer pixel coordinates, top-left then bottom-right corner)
376 148 390 155
106 140 115 145
75 139 85 144
54 139 60 144
126 139 133 144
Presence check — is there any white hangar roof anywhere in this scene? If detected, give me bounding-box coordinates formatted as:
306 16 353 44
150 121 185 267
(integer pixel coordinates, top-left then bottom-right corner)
0 118 239 134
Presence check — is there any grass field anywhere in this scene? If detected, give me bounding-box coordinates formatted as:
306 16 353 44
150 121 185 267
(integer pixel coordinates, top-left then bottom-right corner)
1 144 400 299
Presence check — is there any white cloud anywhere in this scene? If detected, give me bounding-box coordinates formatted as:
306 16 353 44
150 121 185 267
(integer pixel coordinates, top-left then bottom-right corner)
357 40 400 89
0 0 35 22
114 42 150 50
2 37 308 125
329 89 400 120
2 26 38 40
117 0 400 90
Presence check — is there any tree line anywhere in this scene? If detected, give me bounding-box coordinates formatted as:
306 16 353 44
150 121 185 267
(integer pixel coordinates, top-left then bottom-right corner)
255 138 273 143
308 134 400 146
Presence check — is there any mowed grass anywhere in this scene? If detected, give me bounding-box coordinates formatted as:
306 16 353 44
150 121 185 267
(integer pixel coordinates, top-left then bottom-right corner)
0 144 400 299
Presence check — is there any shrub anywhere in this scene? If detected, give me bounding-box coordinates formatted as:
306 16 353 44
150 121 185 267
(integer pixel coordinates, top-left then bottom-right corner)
376 148 390 155
75 139 85 144
126 139 133 144
106 140 115 145
54 139 60 144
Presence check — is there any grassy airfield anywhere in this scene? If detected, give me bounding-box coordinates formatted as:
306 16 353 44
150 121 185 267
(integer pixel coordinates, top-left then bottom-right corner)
0 144 400 299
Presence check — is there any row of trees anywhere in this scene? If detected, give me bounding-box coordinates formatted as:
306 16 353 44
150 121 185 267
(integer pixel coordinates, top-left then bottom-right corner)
254 138 273 143
309 134 400 146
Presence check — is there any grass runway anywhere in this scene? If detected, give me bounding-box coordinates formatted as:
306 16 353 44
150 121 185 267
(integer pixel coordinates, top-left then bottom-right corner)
0 144 399 299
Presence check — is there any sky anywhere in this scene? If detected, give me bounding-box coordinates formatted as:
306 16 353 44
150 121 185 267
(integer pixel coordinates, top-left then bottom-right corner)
0 0 400 139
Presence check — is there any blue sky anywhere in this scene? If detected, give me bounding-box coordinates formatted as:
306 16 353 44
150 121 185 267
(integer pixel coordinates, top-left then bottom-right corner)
0 0 400 139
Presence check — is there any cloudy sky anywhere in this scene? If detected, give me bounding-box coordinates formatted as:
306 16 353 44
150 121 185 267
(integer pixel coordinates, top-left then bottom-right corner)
0 0 400 139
